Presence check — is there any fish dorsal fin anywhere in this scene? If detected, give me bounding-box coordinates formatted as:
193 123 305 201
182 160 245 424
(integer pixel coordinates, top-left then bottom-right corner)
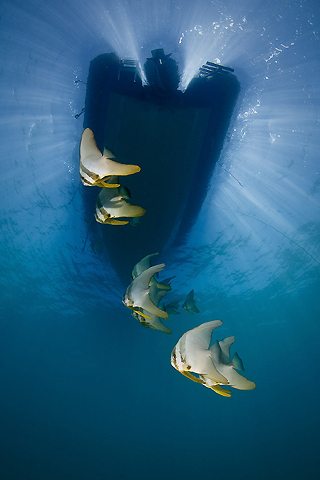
210 340 222 364
219 336 235 364
132 253 159 279
187 289 195 301
131 264 165 294
186 321 222 351
219 337 245 370
103 147 117 158
230 352 245 371
80 128 102 160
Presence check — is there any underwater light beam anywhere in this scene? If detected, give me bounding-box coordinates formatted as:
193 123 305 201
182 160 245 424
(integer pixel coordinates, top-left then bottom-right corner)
101 6 142 63
179 15 251 91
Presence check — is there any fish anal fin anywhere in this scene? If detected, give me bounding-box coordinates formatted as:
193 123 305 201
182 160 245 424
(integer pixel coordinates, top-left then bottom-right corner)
141 294 168 319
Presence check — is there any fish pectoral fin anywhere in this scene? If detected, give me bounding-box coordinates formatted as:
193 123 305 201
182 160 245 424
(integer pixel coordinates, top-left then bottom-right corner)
132 308 152 320
180 371 204 384
210 385 232 397
97 178 120 188
107 219 129 225
155 283 172 291
96 175 120 188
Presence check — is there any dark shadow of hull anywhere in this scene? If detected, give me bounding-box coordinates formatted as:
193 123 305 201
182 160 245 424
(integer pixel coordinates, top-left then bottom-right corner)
81 52 240 284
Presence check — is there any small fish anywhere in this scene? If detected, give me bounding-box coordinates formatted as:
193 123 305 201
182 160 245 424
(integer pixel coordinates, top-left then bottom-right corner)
182 289 199 314
163 299 182 315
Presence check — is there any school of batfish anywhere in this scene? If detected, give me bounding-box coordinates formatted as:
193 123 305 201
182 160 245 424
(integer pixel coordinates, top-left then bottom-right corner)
79 128 256 397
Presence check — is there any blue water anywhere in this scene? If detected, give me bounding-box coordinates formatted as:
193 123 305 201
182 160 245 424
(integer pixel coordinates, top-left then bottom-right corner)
1 0 319 479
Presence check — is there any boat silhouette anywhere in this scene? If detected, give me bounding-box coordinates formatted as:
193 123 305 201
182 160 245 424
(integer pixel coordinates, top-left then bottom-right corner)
81 49 240 283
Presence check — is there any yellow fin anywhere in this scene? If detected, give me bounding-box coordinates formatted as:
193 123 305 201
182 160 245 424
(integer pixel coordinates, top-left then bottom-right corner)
96 178 120 188
133 308 151 320
180 371 204 384
210 385 232 397
125 305 152 320
156 283 172 290
106 219 129 225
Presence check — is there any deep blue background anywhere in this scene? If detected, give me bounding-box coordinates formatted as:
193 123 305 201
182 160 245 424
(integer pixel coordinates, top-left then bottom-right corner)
1 1 319 479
